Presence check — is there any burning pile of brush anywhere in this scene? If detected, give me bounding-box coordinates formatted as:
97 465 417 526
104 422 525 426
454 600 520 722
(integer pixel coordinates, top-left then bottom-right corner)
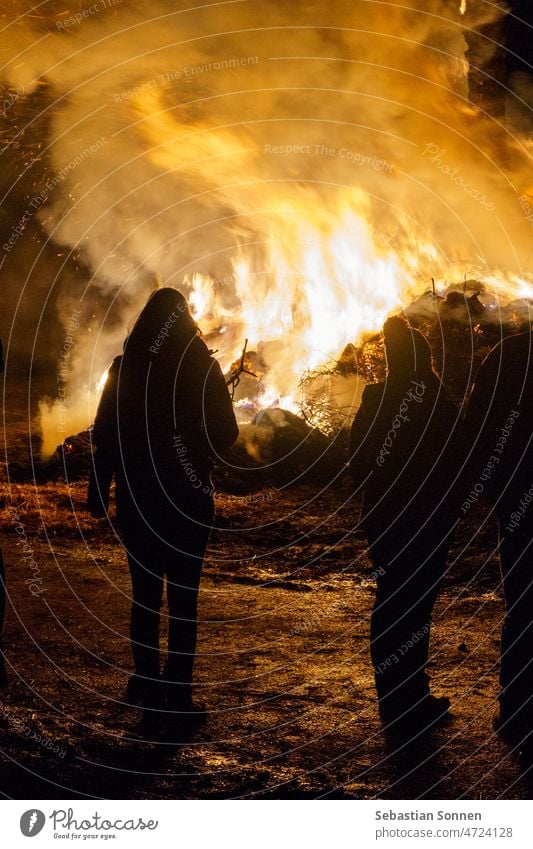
17 282 529 493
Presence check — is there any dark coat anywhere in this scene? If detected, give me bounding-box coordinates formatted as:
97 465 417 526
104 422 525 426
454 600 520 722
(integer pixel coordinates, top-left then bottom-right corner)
349 373 461 535
88 335 239 531
463 331 533 516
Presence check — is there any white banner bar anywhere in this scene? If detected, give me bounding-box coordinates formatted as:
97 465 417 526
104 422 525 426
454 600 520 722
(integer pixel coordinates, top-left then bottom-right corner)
2 800 532 848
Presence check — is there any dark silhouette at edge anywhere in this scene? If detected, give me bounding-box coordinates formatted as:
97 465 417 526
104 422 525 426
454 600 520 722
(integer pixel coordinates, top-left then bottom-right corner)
464 329 533 764
0 338 6 687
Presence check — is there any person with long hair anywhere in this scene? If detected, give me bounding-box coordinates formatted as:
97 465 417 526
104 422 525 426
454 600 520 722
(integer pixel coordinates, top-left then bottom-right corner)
348 316 461 740
88 288 238 738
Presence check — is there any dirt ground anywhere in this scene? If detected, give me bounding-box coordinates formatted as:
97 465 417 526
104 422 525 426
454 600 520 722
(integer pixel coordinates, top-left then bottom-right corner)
1 379 532 800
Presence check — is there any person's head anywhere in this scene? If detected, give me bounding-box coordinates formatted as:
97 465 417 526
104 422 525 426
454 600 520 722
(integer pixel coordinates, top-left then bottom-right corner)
123 287 199 364
382 315 433 378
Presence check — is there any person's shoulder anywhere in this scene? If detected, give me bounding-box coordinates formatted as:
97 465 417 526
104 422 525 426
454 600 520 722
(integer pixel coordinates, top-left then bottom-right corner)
501 332 533 363
184 336 222 379
477 332 532 385
502 330 531 348
194 339 222 374
360 381 386 408
195 339 224 373
362 381 385 399
485 332 531 363
187 335 210 358
106 355 122 378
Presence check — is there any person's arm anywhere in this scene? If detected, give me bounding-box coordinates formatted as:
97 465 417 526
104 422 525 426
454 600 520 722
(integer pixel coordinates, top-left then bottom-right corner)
203 359 239 455
87 447 114 518
462 349 503 497
348 385 382 487
87 360 120 517
464 355 496 449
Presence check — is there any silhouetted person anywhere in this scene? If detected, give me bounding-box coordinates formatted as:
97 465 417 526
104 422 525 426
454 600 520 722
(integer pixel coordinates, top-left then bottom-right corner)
349 317 461 738
88 289 238 738
464 330 533 761
0 546 5 688
0 338 6 687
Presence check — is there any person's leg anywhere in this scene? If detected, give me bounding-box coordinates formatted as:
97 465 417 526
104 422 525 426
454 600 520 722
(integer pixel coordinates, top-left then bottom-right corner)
370 567 405 716
368 533 416 720
125 536 165 711
498 518 533 738
0 547 6 686
397 542 447 705
163 527 210 711
165 562 203 710
369 529 447 725
371 575 433 718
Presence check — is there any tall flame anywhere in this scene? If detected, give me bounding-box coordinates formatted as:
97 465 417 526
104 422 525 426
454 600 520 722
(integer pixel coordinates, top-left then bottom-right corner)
132 85 532 412
1 0 531 450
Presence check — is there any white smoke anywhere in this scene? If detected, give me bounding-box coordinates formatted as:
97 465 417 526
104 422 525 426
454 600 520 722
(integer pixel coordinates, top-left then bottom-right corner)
1 0 531 453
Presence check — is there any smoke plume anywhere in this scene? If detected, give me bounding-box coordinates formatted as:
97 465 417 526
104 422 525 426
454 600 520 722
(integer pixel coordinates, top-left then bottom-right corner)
1 0 531 453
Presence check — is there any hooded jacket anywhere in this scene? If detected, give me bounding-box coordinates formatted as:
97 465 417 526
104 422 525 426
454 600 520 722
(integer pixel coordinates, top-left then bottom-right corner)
88 334 238 529
349 371 461 534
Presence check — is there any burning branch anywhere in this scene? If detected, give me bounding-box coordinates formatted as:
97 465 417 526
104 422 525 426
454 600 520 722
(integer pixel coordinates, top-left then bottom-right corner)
226 338 258 400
